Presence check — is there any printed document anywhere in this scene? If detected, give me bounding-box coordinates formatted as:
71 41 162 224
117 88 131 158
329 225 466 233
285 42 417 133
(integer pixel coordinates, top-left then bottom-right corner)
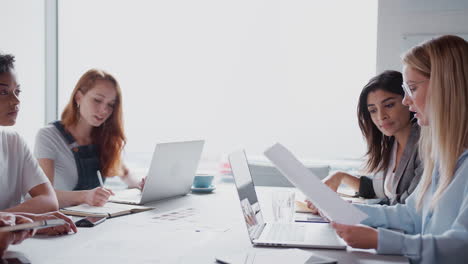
264 143 367 225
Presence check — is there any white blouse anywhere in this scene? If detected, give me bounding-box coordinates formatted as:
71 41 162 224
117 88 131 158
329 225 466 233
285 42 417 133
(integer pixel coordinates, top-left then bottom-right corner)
383 142 398 199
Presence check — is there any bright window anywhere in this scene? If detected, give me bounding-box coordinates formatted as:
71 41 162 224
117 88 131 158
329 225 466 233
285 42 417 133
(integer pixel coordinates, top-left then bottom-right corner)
59 0 377 166
0 0 45 148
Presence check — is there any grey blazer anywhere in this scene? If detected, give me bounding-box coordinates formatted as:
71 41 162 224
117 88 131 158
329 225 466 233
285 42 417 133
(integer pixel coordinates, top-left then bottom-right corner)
358 123 422 205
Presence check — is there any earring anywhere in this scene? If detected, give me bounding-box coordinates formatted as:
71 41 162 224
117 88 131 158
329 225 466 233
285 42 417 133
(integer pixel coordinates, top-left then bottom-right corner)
76 103 81 121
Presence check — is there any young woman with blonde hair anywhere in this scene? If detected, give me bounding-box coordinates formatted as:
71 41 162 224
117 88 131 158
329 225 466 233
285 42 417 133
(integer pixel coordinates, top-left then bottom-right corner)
331 35 468 263
35 69 142 207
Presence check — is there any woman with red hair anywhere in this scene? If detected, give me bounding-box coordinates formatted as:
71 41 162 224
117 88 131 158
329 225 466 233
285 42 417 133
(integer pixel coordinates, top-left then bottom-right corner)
35 69 141 207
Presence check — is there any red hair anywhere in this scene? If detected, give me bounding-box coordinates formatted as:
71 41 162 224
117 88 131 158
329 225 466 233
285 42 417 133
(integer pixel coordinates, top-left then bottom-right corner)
61 69 126 177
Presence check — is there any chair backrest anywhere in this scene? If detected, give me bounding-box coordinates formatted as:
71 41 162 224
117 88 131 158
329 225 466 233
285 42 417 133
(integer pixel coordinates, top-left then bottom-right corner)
249 163 330 187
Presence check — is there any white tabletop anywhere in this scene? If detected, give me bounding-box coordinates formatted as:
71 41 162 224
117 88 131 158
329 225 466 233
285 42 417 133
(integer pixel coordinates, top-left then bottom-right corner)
6 183 408 264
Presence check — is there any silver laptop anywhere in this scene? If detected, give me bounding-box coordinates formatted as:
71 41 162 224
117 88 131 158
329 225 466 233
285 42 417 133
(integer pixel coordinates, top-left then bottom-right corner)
228 150 346 249
110 140 204 205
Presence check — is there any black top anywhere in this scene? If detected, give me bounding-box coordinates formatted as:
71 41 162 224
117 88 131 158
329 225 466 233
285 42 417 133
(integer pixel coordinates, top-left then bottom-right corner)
52 121 103 191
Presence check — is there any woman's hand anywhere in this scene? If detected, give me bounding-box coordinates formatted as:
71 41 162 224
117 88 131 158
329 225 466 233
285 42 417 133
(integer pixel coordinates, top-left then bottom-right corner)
0 232 14 258
20 212 77 236
322 172 348 192
0 213 15 227
120 164 145 190
331 222 378 249
12 215 35 243
305 200 320 215
84 187 115 207
0 213 34 241
0 213 35 257
305 172 348 214
138 177 146 190
1 213 34 242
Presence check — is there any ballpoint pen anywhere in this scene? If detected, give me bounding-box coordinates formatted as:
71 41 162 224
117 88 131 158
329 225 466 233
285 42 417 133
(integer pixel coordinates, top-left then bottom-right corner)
97 170 104 187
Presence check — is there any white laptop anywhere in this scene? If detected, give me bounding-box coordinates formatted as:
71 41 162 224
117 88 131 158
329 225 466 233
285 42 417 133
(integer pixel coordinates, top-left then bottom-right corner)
228 150 346 249
110 140 204 205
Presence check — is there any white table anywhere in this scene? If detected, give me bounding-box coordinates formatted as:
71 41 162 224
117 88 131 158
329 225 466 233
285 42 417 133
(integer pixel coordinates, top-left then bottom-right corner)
6 184 408 263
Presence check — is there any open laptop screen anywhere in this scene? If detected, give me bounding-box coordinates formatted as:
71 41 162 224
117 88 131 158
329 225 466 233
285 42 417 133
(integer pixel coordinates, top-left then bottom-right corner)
229 150 264 240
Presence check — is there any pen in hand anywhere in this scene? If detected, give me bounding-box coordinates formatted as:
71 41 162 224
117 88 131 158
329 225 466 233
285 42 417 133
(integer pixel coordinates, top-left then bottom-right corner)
90 170 114 207
96 170 114 196
97 170 104 187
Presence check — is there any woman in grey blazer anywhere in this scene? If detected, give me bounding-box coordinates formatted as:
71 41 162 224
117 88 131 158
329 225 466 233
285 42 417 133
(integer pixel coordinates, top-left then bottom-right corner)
358 122 421 205
308 71 422 212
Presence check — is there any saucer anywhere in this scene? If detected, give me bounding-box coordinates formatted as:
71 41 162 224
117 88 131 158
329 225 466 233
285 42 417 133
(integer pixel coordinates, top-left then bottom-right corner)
191 185 216 193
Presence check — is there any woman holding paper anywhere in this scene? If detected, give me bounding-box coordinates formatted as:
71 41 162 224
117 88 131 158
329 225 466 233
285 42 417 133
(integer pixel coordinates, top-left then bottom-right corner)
0 53 59 214
332 35 468 263
0 213 33 257
35 69 143 208
307 70 422 211
0 53 77 237
0 211 77 257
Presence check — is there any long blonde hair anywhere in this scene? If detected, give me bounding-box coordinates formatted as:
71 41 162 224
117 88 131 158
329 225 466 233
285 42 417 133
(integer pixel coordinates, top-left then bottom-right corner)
62 69 126 177
402 35 468 210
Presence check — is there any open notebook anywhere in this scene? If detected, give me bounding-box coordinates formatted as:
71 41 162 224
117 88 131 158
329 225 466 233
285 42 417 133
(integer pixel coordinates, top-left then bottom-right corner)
60 203 154 218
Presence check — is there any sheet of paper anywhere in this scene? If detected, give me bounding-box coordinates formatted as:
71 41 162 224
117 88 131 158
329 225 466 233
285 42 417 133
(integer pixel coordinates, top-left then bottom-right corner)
264 143 367 225
152 207 198 222
151 207 230 233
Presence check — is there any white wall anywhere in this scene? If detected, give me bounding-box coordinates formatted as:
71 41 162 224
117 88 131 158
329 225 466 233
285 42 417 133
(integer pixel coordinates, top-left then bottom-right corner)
0 0 45 148
59 0 377 164
377 0 468 73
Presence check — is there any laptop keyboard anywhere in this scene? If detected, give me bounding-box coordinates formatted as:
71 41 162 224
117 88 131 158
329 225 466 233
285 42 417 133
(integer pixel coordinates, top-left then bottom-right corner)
263 223 306 242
